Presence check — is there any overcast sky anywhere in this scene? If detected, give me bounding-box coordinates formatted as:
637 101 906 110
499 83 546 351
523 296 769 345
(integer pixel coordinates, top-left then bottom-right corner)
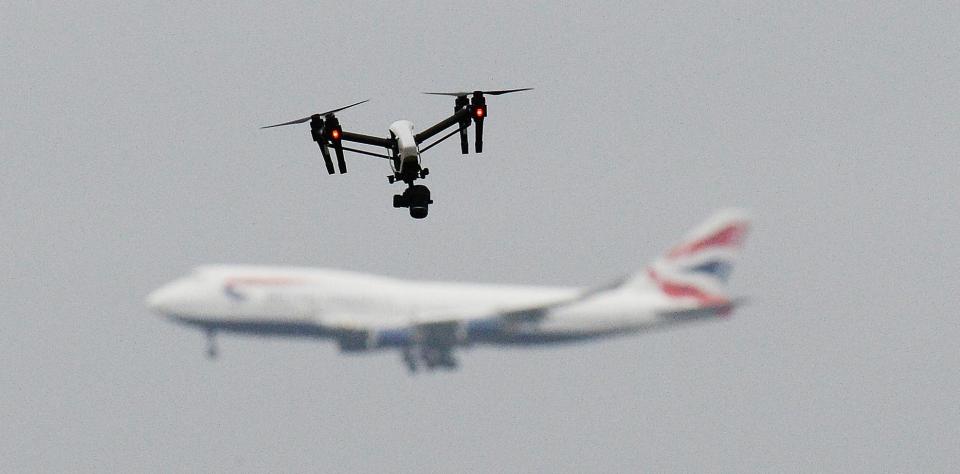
2 1 959 472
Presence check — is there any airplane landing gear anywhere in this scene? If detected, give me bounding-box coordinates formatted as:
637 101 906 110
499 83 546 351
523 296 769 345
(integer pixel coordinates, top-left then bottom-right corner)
401 344 458 374
422 347 457 370
402 346 418 373
205 329 218 359
393 184 433 219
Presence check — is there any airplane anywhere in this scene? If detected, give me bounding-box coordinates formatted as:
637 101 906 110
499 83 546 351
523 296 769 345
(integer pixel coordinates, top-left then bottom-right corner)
261 88 532 219
146 209 751 372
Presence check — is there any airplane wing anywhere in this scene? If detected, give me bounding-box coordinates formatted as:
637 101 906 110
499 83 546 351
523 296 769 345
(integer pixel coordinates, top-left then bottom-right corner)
394 279 627 371
411 276 628 328
407 287 743 356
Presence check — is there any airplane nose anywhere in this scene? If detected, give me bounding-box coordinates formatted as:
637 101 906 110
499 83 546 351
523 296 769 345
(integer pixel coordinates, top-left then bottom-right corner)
146 282 181 315
146 287 167 314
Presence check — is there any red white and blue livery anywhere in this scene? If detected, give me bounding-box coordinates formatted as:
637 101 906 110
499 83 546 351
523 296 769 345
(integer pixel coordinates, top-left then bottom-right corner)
147 209 752 372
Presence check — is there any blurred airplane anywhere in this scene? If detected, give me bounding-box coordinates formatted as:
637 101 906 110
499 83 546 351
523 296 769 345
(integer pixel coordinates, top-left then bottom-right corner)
147 209 751 372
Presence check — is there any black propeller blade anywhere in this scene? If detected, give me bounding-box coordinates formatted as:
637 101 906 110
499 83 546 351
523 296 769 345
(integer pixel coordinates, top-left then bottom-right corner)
260 115 314 129
321 99 370 115
260 99 369 129
423 88 533 97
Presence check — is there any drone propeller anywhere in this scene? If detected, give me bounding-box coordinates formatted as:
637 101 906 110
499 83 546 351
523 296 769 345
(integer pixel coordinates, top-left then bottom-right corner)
423 89 530 153
260 99 369 129
423 88 533 97
260 100 368 175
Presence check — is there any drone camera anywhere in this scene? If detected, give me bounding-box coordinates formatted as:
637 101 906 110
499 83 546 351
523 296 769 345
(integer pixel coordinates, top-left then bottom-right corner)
410 206 428 219
393 185 432 218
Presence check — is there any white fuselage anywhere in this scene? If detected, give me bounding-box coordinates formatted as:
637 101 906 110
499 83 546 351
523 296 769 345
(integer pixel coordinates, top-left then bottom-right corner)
147 265 676 350
145 209 750 368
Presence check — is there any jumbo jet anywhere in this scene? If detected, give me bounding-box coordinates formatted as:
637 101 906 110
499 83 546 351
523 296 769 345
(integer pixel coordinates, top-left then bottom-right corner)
146 209 751 372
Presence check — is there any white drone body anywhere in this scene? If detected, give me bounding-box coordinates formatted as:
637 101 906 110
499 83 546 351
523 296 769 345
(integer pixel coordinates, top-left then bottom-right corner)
388 120 420 180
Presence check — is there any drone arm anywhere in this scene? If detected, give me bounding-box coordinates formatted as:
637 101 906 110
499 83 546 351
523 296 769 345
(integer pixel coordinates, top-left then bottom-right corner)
329 130 395 173
340 131 394 149
418 125 470 155
340 145 393 160
414 108 473 144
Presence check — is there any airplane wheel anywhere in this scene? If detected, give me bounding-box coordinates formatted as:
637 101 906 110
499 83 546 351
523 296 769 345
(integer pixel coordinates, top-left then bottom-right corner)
205 329 218 359
421 347 441 369
402 347 418 373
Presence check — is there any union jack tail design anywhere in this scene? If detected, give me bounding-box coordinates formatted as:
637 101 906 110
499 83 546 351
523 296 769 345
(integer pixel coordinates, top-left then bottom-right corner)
635 209 751 307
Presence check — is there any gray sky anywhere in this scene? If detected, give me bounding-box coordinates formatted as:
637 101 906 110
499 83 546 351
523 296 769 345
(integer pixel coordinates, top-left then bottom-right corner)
3 1 959 472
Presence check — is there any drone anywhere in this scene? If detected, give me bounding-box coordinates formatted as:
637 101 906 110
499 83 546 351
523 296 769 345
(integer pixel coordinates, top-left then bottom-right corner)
262 88 531 218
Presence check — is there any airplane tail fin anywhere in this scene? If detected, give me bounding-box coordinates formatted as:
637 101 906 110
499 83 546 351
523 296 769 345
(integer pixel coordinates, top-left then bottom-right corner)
630 209 751 307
